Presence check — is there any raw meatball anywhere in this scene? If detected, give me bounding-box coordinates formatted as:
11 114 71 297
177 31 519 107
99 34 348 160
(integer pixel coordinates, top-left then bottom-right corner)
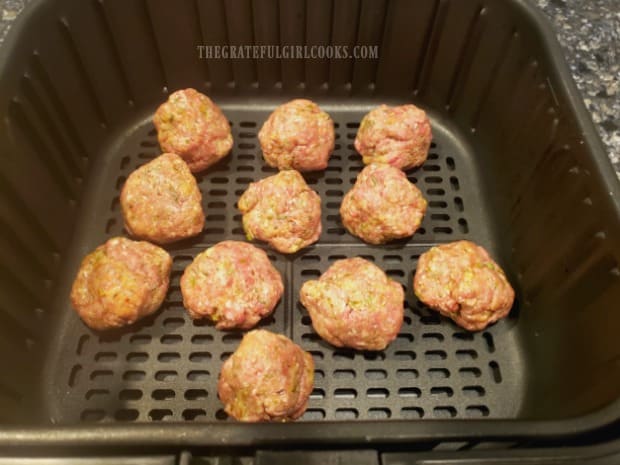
300 258 404 351
354 104 432 170
340 164 427 244
258 99 335 171
180 241 283 329
218 329 314 422
238 170 322 254
121 153 205 244
70 237 172 331
153 88 232 172
414 241 515 331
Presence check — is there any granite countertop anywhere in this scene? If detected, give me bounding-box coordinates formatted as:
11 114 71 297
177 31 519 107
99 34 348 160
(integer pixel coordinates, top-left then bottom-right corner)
0 0 617 177
537 0 619 178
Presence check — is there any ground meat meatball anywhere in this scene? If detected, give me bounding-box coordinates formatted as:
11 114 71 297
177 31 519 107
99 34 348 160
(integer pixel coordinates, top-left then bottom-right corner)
121 153 205 244
414 241 515 331
258 99 335 171
354 104 432 170
70 237 172 331
340 164 427 244
238 170 322 254
180 241 283 329
218 329 314 422
153 88 232 172
300 258 404 351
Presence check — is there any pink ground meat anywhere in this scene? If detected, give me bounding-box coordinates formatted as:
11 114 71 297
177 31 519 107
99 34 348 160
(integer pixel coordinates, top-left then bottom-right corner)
70 237 172 330
180 241 283 330
340 163 427 244
354 104 432 170
238 170 322 254
218 329 314 422
121 153 205 244
259 99 334 171
414 241 515 331
300 257 404 351
153 88 232 172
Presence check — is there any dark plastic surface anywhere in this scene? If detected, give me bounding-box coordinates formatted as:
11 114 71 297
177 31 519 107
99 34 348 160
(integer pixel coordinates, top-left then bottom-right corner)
0 0 618 448
382 438 620 464
0 458 180 465
255 450 379 465
7 439 620 465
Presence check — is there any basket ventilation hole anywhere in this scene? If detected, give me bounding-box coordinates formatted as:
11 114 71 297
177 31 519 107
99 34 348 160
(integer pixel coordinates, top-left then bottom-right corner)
149 409 173 420
123 370 145 381
335 408 358 419
490 361 502 383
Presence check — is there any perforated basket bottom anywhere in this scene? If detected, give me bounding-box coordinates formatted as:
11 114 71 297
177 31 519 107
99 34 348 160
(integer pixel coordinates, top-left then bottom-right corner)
46 103 523 423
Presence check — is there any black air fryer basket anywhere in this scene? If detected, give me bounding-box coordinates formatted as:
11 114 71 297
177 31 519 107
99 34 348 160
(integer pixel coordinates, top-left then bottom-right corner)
0 0 619 451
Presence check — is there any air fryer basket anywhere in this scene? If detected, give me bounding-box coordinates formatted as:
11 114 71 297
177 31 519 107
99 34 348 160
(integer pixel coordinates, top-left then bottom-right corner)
0 0 619 448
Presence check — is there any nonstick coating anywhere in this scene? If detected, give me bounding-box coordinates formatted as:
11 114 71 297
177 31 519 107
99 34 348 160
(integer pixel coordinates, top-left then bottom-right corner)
47 105 523 423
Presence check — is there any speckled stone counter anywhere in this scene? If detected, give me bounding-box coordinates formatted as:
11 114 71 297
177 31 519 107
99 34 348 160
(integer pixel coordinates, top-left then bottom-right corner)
537 0 619 178
0 0 618 176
